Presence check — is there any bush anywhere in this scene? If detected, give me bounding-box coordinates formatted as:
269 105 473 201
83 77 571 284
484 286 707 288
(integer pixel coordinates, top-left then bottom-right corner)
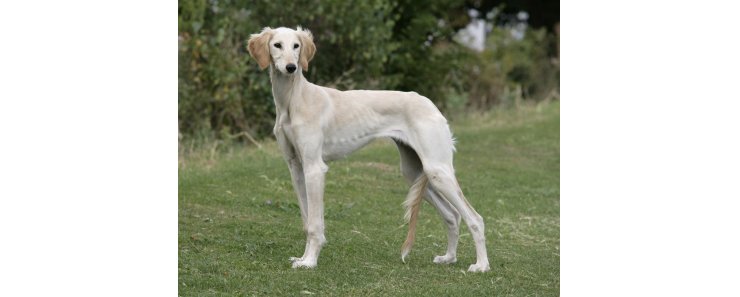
178 0 274 141
465 26 560 109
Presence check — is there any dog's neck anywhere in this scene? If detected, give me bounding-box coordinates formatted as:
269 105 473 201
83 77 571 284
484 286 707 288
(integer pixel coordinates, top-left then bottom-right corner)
269 66 307 113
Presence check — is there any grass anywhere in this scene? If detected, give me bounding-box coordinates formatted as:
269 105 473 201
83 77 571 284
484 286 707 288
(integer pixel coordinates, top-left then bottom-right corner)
179 101 560 296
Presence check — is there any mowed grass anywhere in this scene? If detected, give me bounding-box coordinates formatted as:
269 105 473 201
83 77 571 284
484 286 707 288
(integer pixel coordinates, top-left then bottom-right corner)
179 101 560 296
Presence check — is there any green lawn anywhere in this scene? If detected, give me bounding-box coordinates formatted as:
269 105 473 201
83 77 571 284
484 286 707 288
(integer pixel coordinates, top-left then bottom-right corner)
179 101 560 296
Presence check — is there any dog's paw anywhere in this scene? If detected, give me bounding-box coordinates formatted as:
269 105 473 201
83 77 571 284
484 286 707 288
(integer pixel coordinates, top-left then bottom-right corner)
291 258 317 269
433 254 457 264
467 263 490 273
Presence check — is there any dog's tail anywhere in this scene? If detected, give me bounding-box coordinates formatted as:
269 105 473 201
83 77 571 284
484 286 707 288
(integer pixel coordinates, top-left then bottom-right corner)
401 174 429 263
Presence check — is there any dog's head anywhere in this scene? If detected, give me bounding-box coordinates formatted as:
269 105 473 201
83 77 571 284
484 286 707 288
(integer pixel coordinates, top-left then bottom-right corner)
247 27 316 75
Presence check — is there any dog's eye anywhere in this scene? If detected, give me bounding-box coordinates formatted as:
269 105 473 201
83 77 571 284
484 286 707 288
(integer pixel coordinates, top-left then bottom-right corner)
294 43 299 49
274 43 282 49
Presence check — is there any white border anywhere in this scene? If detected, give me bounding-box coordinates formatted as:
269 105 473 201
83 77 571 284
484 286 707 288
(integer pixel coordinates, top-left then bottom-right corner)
0 1 176 296
563 0 740 296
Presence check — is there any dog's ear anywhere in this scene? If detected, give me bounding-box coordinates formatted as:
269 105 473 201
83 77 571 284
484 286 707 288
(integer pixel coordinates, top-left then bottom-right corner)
247 27 273 70
297 27 316 71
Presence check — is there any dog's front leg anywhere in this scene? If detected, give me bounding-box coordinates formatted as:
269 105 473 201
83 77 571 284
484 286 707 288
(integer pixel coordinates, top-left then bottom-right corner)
276 131 309 229
277 130 314 265
291 156 328 269
285 158 311 265
286 159 308 229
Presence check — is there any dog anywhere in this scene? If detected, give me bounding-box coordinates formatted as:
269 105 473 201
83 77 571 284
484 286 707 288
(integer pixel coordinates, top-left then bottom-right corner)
247 26 490 272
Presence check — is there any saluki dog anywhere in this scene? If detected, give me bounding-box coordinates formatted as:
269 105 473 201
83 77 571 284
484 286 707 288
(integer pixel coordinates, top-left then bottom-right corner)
247 26 490 272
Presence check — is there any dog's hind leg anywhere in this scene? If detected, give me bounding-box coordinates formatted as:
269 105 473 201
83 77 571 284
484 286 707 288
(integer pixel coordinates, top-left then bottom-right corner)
423 162 490 272
395 140 460 264
426 188 460 264
409 121 490 272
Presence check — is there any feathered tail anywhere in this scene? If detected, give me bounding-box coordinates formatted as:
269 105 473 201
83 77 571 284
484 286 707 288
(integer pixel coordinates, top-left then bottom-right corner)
401 174 429 262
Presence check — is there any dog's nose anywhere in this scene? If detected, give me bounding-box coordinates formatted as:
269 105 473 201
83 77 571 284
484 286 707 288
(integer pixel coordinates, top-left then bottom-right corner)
286 64 297 73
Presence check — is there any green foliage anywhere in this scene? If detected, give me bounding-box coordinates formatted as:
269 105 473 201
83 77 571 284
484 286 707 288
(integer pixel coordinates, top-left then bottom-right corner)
178 0 274 140
385 0 472 105
466 26 560 109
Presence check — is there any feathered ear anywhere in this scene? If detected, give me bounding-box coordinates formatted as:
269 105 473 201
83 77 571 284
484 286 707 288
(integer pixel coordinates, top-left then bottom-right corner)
296 27 316 71
247 27 273 70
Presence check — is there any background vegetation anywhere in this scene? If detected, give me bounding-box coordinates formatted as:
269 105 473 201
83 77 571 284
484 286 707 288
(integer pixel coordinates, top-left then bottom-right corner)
178 0 559 142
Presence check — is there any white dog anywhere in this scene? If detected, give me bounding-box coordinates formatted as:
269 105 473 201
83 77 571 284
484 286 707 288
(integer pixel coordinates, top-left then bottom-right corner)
247 27 490 272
